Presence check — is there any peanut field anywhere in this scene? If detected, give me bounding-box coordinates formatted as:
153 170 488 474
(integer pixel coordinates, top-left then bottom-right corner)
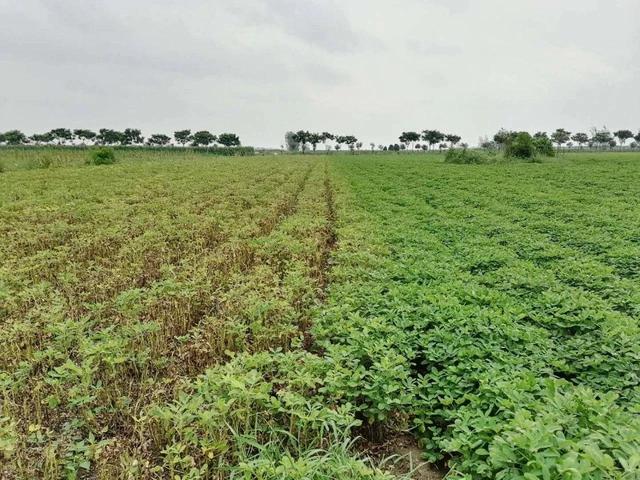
1 150 639 479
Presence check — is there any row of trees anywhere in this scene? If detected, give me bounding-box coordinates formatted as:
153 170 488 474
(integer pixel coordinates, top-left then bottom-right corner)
0 129 242 147
398 130 463 151
485 128 640 150
284 131 361 153
284 129 466 154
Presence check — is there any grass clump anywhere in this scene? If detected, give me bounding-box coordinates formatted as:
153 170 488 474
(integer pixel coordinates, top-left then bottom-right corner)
87 147 116 165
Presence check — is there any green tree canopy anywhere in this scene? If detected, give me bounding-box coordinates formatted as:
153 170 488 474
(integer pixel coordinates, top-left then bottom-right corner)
614 130 634 145
174 130 192 146
123 128 144 145
550 128 571 147
191 131 217 147
147 134 171 146
2 130 27 145
74 130 97 143
217 133 241 147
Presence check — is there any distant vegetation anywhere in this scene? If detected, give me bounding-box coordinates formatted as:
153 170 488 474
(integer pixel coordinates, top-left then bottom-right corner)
281 127 640 154
0 128 242 148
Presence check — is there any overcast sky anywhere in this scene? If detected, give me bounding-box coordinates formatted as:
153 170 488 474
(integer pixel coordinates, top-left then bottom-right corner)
1 0 638 147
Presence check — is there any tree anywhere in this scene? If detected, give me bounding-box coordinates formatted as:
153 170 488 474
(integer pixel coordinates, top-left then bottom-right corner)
422 130 445 150
399 131 420 149
532 135 555 157
174 130 192 146
285 131 300 152
493 129 515 148
292 130 311 153
550 128 571 150
123 128 144 145
74 129 97 144
370 142 375 151
191 130 217 147
635 131 640 144
217 133 241 147
591 127 613 149
356 142 363 151
505 132 535 159
30 132 54 145
445 134 462 148
337 135 358 153
147 134 171 146
321 132 334 151
49 128 74 145
3 130 27 145
309 132 322 152
571 133 589 149
97 129 125 145
614 130 633 146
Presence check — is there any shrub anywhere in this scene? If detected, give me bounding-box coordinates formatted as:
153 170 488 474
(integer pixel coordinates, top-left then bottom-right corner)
88 147 116 165
445 148 492 164
532 135 555 157
505 132 536 160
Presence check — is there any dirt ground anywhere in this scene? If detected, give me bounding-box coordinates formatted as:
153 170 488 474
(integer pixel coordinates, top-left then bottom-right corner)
364 434 446 480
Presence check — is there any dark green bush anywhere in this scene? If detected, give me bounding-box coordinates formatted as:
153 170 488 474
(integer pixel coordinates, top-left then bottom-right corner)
505 132 536 159
533 136 555 157
445 148 492 164
88 147 116 165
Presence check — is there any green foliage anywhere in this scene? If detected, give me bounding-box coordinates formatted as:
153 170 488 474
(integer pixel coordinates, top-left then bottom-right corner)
2 130 27 145
444 148 492 164
421 130 445 149
504 132 536 159
312 153 640 478
488 388 640 479
614 130 634 145
88 147 116 165
532 134 555 157
191 130 216 147
147 133 171 146
147 352 371 477
73 129 97 143
174 129 192 145
571 132 589 147
551 128 571 147
217 132 241 147
123 128 144 145
97 128 125 145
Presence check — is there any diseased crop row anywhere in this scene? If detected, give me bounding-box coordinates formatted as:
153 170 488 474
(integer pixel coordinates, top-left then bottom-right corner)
1 156 378 478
